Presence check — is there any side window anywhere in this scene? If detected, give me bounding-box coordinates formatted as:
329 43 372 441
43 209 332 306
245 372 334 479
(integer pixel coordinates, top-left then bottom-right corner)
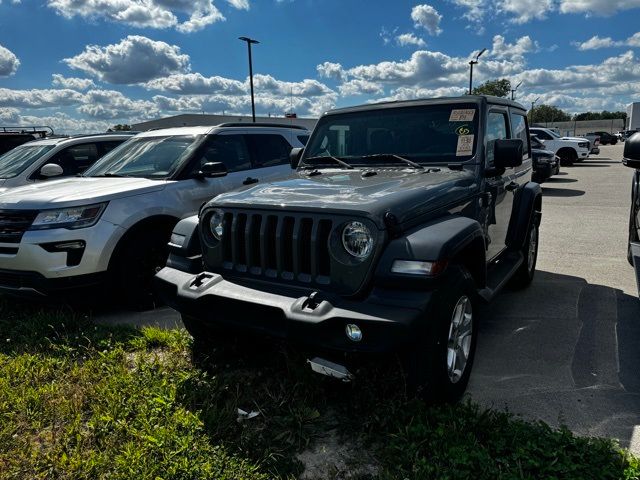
245 134 292 168
510 113 530 159
51 143 99 175
196 135 251 173
297 135 309 145
534 130 551 140
99 141 124 156
486 111 508 165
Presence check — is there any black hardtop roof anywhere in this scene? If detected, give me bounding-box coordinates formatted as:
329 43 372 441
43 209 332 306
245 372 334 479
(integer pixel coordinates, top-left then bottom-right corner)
217 122 309 131
324 95 526 116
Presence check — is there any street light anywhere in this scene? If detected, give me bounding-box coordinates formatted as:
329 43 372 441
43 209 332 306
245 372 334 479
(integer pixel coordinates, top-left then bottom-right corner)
468 48 487 95
511 81 522 101
239 36 259 122
530 97 540 124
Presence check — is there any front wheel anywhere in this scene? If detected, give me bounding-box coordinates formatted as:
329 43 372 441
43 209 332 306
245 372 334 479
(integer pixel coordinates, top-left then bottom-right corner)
510 212 540 288
558 149 576 166
404 265 478 403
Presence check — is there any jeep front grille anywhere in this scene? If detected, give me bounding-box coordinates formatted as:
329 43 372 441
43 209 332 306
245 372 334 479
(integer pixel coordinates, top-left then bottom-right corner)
0 210 37 243
220 212 333 284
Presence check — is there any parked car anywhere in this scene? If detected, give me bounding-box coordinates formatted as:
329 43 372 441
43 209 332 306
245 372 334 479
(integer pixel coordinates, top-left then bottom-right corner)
584 133 600 155
529 127 590 165
156 96 542 402
0 126 54 156
623 130 639 141
0 123 308 306
623 133 640 296
589 131 618 145
531 135 559 183
0 132 134 192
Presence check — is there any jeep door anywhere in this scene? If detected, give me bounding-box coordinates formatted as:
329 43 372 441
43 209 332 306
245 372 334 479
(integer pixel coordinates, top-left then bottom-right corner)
484 108 517 260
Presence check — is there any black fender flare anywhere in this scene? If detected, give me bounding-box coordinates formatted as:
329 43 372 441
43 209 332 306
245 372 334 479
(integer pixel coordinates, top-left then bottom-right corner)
506 181 542 251
375 215 486 288
166 215 203 273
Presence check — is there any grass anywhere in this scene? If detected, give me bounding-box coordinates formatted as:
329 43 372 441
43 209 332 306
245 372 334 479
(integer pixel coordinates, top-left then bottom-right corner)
0 298 638 480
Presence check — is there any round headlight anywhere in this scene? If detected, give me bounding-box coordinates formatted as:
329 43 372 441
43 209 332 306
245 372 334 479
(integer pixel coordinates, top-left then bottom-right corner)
342 221 374 259
209 210 224 240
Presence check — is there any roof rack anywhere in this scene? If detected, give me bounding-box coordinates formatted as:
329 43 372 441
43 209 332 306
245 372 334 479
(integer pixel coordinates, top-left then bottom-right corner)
69 131 139 139
0 125 54 137
217 122 308 130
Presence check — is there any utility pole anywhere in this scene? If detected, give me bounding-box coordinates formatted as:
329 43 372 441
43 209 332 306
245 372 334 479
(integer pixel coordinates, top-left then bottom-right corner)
468 48 487 95
511 81 522 101
530 97 540 124
239 36 259 122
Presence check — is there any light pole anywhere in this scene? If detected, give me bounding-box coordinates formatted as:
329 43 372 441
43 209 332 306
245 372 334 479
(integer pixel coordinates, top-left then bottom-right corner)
530 97 540 124
239 36 259 122
468 48 487 95
511 81 522 101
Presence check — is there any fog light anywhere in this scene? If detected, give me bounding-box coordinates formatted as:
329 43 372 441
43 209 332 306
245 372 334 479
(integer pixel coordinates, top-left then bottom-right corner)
345 324 362 342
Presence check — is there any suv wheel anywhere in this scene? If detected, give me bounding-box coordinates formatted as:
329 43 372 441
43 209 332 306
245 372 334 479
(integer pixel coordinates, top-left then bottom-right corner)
628 205 638 266
404 265 478 403
510 212 540 288
111 227 171 309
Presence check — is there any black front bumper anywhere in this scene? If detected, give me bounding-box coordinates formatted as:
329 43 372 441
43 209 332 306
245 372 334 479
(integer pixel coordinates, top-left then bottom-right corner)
155 267 433 353
0 269 106 299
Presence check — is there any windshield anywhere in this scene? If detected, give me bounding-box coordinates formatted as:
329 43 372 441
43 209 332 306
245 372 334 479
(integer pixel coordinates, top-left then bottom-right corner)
0 144 55 179
303 104 479 167
548 130 561 138
84 135 203 179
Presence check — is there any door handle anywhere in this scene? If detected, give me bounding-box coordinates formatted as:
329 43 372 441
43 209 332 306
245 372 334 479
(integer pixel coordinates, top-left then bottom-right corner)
243 177 259 185
505 181 518 192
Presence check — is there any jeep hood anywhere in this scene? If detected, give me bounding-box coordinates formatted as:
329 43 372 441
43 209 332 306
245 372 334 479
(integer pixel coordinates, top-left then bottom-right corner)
0 177 166 210
210 168 478 228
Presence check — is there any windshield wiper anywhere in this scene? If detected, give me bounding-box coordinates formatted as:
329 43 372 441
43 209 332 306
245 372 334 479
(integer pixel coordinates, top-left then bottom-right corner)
91 172 128 178
302 155 354 170
360 154 424 170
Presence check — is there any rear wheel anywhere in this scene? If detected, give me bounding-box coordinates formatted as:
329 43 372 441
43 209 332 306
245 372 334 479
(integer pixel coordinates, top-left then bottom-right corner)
510 211 540 288
404 265 478 403
628 204 638 266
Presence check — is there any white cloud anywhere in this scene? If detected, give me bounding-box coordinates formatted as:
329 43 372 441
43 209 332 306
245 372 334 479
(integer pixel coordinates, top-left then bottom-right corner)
499 0 554 23
0 44 20 77
0 88 85 108
411 4 442 35
396 33 426 47
490 35 538 62
51 74 96 90
338 79 384 96
560 0 640 15
144 73 245 94
0 107 20 123
574 32 640 50
78 89 159 119
46 0 236 33
448 0 487 26
316 61 346 81
64 35 190 84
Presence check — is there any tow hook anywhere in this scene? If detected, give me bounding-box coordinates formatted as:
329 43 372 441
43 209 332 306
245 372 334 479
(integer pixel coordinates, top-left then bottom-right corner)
307 357 354 382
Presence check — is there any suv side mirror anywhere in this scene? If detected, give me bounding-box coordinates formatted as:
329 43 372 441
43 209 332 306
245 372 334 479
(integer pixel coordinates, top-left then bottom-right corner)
198 162 227 178
623 133 640 169
40 163 64 178
290 147 304 169
493 139 523 169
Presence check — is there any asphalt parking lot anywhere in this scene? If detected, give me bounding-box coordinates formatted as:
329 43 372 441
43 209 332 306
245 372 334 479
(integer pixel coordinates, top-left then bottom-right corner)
97 144 640 453
469 143 640 454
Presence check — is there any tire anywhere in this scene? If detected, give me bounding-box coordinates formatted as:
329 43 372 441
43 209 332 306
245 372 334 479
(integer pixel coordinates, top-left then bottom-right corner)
403 265 478 403
628 204 638 266
510 211 540 288
558 149 576 166
111 226 171 309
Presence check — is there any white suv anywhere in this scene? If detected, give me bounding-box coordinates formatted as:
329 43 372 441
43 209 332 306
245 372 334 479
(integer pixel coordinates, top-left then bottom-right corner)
0 123 308 306
0 133 134 191
529 127 590 165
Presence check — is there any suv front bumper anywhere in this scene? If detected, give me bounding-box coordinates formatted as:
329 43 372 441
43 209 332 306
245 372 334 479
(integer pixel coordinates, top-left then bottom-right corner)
155 267 433 353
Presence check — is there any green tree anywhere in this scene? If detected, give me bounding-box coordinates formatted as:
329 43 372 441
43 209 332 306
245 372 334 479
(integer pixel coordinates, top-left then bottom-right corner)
573 111 627 121
472 79 511 98
529 104 571 123
109 124 132 131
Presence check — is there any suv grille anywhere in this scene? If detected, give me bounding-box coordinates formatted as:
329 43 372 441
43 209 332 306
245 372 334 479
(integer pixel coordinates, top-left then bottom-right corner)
220 211 333 284
0 210 37 243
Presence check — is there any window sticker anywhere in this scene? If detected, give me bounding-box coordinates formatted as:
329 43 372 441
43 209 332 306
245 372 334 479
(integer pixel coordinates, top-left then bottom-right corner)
449 109 476 122
455 124 472 136
456 135 475 156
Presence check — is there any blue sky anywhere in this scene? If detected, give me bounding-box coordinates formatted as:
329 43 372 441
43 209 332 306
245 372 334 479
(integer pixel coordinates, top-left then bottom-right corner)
0 0 638 133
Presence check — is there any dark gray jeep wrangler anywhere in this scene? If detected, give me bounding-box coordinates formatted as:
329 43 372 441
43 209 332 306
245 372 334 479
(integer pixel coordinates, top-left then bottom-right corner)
156 96 542 401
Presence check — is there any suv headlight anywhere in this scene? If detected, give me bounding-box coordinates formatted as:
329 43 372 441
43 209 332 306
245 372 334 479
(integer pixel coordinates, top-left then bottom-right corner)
342 221 374 259
209 209 225 240
30 203 107 230
578 142 588 148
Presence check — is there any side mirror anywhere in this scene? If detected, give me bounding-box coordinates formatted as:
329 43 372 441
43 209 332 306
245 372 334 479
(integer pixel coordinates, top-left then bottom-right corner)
290 147 304 169
494 139 523 169
40 163 64 178
198 162 227 178
623 133 640 169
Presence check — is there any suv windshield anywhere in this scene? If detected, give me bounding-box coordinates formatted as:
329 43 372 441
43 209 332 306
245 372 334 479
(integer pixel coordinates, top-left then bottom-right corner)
303 103 479 167
84 135 203 179
0 144 55 179
548 130 561 138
